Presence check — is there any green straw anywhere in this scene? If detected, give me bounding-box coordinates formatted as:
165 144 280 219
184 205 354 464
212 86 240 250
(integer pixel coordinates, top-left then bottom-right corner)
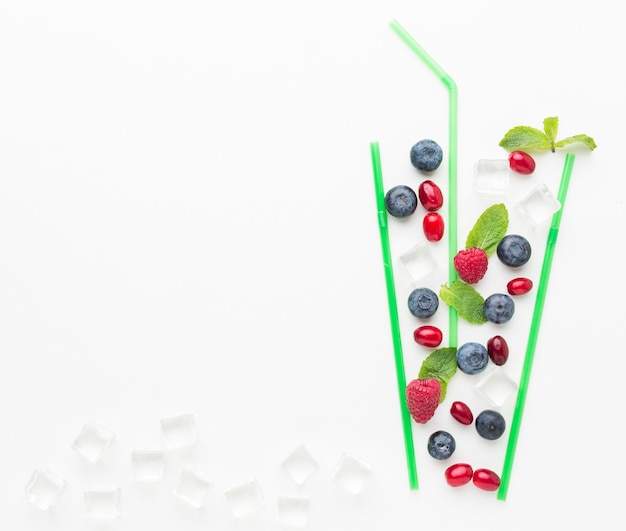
388 19 459 347
370 141 419 490
497 153 576 500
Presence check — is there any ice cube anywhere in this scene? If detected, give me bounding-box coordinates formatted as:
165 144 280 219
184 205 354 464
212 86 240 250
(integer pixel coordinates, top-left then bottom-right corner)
332 453 372 495
277 495 309 528
280 445 319 486
224 478 264 519
131 449 165 482
71 422 114 463
473 159 510 194
517 183 561 226
160 413 198 449
173 467 211 508
24 468 66 510
475 366 518 407
398 241 438 285
83 487 121 519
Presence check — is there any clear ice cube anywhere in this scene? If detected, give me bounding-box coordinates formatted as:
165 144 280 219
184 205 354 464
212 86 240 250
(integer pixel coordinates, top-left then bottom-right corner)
475 366 518 407
24 468 66 510
280 445 319 486
277 495 309 528
398 241 438 285
224 478 264 519
160 413 198 449
517 183 561 226
72 422 115 463
131 449 165 482
473 159 510 194
332 453 372 495
83 487 121 519
173 467 211 508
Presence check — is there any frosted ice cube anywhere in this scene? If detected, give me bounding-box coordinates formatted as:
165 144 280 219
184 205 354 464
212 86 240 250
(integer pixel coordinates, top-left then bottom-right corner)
475 367 518 407
72 422 114 463
224 479 264 519
280 445 319 486
174 467 211 508
131 449 165 482
398 241 438 285
517 183 561 226
24 468 66 510
277 495 309 528
332 453 372 495
160 413 198 449
83 487 121 519
473 159 510 194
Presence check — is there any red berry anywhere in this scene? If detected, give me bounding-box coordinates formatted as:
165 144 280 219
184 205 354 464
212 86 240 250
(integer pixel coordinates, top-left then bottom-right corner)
413 326 443 348
423 212 444 242
450 401 473 425
507 277 533 295
508 151 536 175
487 335 509 366
445 463 473 487
418 180 444 211
405 378 441 424
472 468 501 491
453 247 488 284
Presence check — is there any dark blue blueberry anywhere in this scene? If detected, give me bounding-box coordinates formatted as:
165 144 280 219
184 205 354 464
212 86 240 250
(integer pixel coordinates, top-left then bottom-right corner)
475 409 506 440
456 342 489 375
384 185 418 218
407 288 439 319
483 293 515 324
496 234 532 267
427 430 456 460
410 139 443 172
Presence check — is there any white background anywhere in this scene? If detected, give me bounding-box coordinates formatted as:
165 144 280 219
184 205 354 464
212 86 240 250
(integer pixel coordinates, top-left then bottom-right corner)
1 1 624 529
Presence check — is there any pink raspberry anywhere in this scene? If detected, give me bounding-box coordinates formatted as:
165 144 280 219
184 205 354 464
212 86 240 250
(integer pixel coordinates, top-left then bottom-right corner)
406 378 441 424
453 247 489 284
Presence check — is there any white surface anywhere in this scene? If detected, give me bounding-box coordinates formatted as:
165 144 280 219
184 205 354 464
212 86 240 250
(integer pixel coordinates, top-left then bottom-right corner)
1 1 623 529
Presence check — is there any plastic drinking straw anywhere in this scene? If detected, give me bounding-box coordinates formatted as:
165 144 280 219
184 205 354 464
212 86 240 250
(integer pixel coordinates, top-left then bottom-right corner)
389 19 459 348
498 153 576 500
370 141 419 490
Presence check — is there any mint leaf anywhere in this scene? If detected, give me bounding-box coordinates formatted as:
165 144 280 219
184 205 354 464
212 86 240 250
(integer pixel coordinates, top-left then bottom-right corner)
440 281 487 324
418 347 457 403
465 203 509 256
543 116 559 146
554 134 597 151
498 125 551 151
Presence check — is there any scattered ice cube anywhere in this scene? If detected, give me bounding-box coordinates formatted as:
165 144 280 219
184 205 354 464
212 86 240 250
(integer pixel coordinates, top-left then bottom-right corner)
72 422 114 463
83 487 121 519
174 467 211 508
332 453 372 495
277 495 309 528
224 478 264 519
131 449 165 482
280 445 319 486
24 468 66 510
475 366 518 407
160 413 198 449
473 159 510 194
517 183 561 226
398 240 438 285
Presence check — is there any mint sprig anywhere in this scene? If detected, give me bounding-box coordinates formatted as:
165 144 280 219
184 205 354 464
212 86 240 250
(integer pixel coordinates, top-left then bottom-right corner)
499 116 596 153
418 347 457 403
465 203 508 256
439 281 487 324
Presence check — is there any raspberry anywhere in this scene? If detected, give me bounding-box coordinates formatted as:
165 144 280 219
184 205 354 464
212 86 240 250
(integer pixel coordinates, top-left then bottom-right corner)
405 378 441 424
453 247 488 284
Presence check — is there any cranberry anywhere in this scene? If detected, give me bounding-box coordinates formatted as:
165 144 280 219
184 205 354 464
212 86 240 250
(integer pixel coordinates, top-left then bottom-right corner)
418 180 444 211
507 277 533 295
450 401 473 425
487 335 509 366
508 151 536 175
445 463 473 487
413 325 443 347
423 212 444 242
472 468 501 491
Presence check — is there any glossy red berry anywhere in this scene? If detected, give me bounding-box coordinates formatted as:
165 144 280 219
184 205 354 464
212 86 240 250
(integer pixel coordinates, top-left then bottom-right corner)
472 468 501 491
445 463 473 487
450 401 473 425
413 325 443 348
487 335 509 366
423 212 444 242
418 180 444 211
508 151 536 175
507 277 533 295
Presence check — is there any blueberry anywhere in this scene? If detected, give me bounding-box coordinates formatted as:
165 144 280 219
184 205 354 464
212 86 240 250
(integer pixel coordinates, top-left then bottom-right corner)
427 430 456 460
497 234 531 267
410 139 443 172
384 185 418 218
408 288 439 319
456 342 489 375
475 409 506 440
483 293 515 324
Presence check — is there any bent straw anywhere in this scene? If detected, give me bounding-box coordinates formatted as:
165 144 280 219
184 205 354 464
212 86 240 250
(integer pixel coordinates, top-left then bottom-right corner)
370 141 418 490
498 153 576 500
389 19 459 347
